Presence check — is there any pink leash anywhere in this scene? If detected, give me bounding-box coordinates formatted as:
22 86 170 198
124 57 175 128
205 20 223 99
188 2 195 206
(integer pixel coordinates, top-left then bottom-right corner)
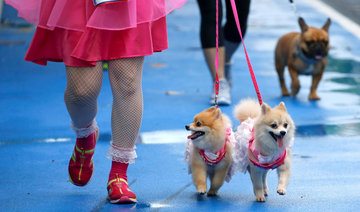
214 0 220 107
214 0 263 106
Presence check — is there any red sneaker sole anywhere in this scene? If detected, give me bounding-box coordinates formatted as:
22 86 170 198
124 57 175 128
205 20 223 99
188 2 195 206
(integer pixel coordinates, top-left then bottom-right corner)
109 196 137 204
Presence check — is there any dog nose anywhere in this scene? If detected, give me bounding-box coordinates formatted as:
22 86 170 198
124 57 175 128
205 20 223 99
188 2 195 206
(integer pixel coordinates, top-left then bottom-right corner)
185 125 190 130
315 44 322 53
280 131 286 137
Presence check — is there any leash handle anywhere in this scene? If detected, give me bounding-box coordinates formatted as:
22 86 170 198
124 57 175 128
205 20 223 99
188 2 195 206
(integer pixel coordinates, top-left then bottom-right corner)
214 0 219 107
229 0 262 105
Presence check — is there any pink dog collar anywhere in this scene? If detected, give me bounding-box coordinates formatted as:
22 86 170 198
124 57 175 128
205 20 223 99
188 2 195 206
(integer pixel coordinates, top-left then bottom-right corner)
199 127 231 166
248 135 287 170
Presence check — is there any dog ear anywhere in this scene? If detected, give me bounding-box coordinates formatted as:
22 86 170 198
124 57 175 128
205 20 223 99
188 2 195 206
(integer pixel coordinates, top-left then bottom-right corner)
215 107 222 119
298 17 308 33
205 106 216 112
322 18 331 32
277 102 287 112
261 103 271 115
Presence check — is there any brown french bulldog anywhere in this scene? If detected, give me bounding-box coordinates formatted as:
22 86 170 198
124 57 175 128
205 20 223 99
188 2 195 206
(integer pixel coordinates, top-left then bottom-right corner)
275 17 331 100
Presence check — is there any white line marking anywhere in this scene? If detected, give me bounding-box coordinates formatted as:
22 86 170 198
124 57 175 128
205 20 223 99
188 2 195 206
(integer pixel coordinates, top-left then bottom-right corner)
140 130 188 144
42 138 71 143
308 0 360 40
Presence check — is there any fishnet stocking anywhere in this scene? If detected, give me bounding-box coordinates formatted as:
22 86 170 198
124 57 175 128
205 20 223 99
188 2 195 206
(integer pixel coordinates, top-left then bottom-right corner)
64 62 103 129
107 57 144 163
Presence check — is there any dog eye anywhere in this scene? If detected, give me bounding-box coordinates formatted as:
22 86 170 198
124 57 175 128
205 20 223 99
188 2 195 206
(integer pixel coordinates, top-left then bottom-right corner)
322 40 328 45
306 40 314 46
271 123 277 129
196 121 201 127
284 123 288 128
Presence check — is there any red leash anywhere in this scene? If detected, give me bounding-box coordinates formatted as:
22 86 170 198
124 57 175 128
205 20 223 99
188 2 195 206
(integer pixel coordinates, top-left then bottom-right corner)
214 0 263 106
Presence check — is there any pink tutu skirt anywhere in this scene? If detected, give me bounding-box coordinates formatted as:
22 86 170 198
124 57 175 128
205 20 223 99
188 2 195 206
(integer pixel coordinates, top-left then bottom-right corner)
5 0 187 66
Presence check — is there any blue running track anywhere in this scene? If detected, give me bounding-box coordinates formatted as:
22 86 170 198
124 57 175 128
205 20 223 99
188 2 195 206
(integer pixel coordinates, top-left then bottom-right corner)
1 0 360 211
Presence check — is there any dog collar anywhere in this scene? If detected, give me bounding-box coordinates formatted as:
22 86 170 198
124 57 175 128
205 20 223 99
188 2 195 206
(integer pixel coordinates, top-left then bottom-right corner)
199 127 231 166
294 44 323 65
248 134 287 170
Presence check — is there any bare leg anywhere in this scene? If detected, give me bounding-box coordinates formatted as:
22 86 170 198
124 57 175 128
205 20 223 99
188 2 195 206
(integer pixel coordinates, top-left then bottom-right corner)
203 47 231 105
203 47 226 80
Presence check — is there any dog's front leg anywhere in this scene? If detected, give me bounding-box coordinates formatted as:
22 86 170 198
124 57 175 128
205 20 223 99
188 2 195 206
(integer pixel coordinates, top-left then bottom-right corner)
309 71 323 100
208 163 230 196
192 155 207 195
263 171 269 196
277 149 292 195
275 59 290 96
289 67 301 96
249 165 266 202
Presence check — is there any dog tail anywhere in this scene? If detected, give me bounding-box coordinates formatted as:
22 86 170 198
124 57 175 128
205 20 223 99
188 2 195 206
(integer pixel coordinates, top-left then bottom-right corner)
233 98 261 122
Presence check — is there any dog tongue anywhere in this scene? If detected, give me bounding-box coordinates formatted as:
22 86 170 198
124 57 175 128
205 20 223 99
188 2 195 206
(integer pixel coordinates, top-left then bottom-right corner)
277 137 284 148
187 132 201 139
315 55 323 60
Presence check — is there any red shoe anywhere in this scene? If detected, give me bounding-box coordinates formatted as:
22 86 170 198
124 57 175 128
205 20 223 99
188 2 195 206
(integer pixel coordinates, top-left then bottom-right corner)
68 129 98 186
107 175 137 204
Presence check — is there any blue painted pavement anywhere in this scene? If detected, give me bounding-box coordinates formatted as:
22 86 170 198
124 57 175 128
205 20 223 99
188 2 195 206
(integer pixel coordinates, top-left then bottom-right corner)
1 0 360 211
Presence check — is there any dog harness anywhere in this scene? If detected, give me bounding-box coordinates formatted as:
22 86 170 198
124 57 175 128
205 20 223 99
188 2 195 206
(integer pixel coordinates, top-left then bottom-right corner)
294 44 323 67
248 134 287 170
199 127 231 166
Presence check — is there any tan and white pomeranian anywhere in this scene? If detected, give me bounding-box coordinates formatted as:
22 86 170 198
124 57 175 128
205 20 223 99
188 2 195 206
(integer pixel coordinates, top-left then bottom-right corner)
185 106 236 196
233 99 295 202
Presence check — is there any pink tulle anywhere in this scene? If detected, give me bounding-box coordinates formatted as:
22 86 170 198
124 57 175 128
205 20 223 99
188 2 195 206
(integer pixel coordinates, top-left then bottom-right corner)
4 0 186 31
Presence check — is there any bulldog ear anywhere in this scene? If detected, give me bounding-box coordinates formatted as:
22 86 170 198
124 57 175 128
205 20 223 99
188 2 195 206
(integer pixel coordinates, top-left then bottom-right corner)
261 103 271 115
277 102 287 112
322 18 331 32
298 17 308 33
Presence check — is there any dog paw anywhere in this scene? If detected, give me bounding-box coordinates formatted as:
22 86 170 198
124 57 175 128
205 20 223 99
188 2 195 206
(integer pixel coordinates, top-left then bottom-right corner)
197 190 206 195
255 196 266 202
309 94 320 101
291 83 300 96
282 91 290 96
277 188 287 195
264 188 269 196
196 184 207 195
197 188 207 195
207 189 218 196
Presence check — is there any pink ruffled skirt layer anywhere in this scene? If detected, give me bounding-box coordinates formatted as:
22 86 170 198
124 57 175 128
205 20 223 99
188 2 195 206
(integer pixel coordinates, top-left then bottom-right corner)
5 0 186 67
